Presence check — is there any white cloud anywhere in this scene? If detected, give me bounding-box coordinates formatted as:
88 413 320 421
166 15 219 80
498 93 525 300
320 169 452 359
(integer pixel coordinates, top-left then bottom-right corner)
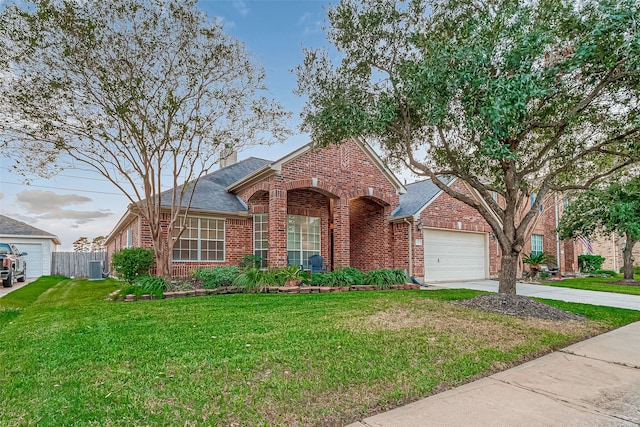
15 190 112 222
214 16 236 30
233 0 249 16
297 12 311 26
297 11 323 36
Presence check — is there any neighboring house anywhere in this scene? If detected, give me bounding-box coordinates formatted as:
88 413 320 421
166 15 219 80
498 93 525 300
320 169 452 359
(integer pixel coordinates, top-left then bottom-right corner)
589 234 640 272
0 214 61 277
521 194 584 274
106 138 579 281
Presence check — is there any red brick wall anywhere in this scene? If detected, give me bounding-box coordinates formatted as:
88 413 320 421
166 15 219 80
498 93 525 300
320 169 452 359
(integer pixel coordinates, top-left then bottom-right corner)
392 221 411 274
349 198 390 271
237 139 401 269
524 195 578 273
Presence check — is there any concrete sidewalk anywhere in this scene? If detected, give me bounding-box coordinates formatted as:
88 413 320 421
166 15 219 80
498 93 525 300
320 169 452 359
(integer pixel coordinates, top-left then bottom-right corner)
431 279 640 311
348 321 640 426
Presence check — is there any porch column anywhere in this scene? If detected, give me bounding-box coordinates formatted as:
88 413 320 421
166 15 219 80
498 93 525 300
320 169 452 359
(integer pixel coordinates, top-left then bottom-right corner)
268 185 288 268
333 197 351 268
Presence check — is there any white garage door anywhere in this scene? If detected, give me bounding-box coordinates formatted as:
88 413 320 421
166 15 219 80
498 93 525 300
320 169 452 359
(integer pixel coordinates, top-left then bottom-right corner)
424 229 487 282
18 243 43 278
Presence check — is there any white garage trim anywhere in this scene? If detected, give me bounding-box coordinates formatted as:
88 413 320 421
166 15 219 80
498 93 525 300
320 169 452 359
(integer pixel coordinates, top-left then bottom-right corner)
0 238 55 277
424 228 488 282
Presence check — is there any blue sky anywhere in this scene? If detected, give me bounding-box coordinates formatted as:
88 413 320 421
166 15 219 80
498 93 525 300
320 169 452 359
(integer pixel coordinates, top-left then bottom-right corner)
0 0 407 250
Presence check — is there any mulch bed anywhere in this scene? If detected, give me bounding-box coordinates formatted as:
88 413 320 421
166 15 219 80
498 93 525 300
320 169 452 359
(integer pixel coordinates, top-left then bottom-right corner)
454 293 586 321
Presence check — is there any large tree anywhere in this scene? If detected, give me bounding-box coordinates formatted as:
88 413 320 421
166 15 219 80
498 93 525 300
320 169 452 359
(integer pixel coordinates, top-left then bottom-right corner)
558 177 640 280
296 0 640 293
0 0 290 277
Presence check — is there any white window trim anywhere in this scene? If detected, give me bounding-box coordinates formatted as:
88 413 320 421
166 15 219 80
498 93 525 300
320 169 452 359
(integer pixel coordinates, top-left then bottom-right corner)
531 234 543 255
287 214 321 269
253 213 268 268
173 217 226 262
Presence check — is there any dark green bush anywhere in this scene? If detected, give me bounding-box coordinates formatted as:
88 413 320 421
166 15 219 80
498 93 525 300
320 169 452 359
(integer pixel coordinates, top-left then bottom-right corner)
332 267 364 286
620 266 640 275
364 269 396 289
310 272 329 286
111 247 155 283
390 269 409 284
233 268 265 293
592 269 617 277
132 275 166 297
578 254 605 273
194 266 239 288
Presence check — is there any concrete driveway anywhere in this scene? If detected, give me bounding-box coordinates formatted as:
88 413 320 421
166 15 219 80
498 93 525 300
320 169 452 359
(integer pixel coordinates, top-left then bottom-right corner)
429 279 640 311
0 277 36 298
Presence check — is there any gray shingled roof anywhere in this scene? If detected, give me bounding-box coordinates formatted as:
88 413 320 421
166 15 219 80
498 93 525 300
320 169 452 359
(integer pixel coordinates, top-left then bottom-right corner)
392 176 455 217
159 157 271 212
0 214 60 242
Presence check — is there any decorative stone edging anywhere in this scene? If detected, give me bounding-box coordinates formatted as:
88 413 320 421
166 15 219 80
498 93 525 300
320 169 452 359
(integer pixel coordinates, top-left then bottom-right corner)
110 283 421 302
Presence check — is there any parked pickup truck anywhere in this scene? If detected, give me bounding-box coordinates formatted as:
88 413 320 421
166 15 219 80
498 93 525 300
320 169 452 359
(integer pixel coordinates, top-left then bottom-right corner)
0 243 27 287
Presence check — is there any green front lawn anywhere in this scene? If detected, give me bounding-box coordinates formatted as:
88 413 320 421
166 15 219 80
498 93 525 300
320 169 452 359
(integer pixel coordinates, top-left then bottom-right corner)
541 274 640 296
1 277 639 425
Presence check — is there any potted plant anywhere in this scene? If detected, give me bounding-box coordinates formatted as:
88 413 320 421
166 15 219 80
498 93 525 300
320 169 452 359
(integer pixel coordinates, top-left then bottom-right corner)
279 265 309 286
522 252 556 276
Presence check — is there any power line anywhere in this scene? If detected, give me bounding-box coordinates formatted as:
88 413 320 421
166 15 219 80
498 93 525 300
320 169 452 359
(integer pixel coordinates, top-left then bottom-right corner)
0 181 127 196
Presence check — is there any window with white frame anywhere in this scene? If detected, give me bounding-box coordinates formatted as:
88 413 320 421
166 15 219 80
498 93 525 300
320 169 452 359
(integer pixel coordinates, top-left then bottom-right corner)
531 234 543 255
173 217 225 261
253 214 268 268
126 229 133 248
287 215 320 269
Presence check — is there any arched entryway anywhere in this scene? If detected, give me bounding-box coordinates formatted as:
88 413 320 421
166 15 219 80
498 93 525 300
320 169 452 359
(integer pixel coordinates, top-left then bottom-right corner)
349 196 391 271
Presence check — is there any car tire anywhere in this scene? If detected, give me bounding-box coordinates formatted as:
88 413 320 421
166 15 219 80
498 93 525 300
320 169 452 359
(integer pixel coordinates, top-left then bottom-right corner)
3 272 13 287
17 274 26 283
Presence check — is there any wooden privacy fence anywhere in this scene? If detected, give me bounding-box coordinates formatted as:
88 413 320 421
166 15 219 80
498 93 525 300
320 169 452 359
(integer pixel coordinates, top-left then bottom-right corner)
51 252 107 278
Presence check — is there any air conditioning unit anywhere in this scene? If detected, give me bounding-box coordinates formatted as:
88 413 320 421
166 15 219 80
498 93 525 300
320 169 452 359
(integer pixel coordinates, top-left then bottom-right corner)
88 260 105 280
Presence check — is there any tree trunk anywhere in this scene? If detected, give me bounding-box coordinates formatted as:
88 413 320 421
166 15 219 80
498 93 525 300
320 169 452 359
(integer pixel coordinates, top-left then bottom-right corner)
622 233 636 280
498 253 518 294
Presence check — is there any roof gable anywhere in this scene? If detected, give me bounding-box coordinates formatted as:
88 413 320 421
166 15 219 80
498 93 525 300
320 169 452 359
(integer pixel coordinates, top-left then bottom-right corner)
159 157 271 212
0 214 61 244
392 176 455 218
228 138 406 194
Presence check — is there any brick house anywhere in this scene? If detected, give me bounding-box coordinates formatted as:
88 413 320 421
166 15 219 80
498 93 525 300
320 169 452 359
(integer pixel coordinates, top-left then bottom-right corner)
106 138 579 281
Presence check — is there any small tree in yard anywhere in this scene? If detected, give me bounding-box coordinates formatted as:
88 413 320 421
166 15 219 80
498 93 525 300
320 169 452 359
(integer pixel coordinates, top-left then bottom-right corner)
558 178 640 280
0 0 290 278
296 0 640 295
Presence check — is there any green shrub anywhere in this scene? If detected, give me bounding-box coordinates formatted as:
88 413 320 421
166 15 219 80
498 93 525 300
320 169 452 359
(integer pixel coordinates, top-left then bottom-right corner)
233 268 265 293
279 266 309 285
522 252 556 266
260 269 286 287
238 255 262 270
364 269 396 289
578 254 605 273
310 272 329 286
390 269 409 284
592 269 617 277
111 247 155 283
135 275 167 291
620 266 640 275
194 266 239 288
332 267 364 286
